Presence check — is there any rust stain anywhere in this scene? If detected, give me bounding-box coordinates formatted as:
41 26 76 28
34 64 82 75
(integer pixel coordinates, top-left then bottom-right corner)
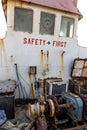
61 51 65 79
19 1 23 7
29 74 35 99
46 50 49 71
15 0 23 7
40 50 50 76
1 0 7 20
16 0 23 7
8 0 23 11
0 39 10 79
40 50 44 65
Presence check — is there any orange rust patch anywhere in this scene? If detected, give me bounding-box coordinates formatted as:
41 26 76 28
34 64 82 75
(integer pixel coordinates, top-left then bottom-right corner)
0 39 10 79
61 51 65 79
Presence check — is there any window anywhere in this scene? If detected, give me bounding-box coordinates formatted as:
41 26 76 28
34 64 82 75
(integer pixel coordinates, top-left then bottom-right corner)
14 7 33 33
40 12 55 35
60 16 75 38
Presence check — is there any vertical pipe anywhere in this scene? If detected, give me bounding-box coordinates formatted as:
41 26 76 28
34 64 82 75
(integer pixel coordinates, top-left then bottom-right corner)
29 74 35 99
40 50 44 65
61 51 65 80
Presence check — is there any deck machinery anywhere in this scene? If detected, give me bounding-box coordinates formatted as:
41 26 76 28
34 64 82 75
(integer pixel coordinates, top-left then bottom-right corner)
26 59 87 130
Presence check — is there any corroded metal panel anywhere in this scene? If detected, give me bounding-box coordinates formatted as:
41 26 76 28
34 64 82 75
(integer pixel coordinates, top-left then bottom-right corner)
82 68 87 77
29 66 37 74
74 60 84 68
84 60 87 67
72 59 87 77
72 68 82 77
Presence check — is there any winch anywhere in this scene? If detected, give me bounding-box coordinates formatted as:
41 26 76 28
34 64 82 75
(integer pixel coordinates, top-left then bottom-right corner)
26 98 55 118
62 92 83 122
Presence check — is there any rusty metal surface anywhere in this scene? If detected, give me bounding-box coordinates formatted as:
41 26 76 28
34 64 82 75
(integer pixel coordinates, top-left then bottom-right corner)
58 103 74 109
46 50 49 70
0 39 10 79
74 79 87 89
84 61 87 67
35 116 47 130
72 59 87 77
72 68 82 77
60 51 65 79
21 0 82 19
74 60 84 69
0 80 16 94
40 50 49 76
63 124 87 130
82 68 87 77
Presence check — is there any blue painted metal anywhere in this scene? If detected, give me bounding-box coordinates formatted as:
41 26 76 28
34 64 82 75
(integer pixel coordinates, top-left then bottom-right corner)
0 110 7 125
63 92 83 121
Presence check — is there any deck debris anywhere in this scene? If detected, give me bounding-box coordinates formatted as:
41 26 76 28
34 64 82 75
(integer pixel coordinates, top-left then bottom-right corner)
1 120 35 130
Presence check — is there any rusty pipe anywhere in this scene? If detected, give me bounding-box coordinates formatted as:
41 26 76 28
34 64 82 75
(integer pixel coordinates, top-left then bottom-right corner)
58 103 74 109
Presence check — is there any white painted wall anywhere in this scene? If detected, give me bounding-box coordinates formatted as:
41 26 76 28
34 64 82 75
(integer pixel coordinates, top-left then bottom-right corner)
0 0 86 98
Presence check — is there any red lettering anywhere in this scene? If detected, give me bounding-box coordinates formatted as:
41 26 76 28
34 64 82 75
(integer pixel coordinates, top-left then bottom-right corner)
64 42 66 47
56 41 60 46
40 39 42 45
35 39 38 45
61 42 63 47
32 38 35 44
28 38 31 44
53 41 56 46
23 38 67 47
24 38 27 44
43 40 46 45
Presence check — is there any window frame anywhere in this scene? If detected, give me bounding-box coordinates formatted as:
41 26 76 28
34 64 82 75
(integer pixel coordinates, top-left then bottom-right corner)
39 11 55 35
14 7 33 33
60 16 75 38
